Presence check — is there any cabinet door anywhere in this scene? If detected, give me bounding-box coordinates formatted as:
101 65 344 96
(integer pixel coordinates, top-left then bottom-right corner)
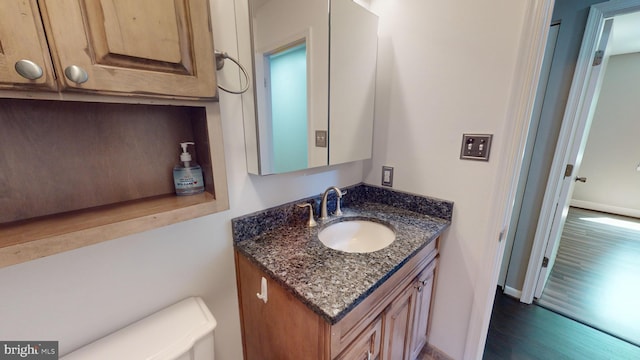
409 259 437 359
0 0 57 90
235 252 329 360
382 283 417 360
335 316 382 360
39 0 217 98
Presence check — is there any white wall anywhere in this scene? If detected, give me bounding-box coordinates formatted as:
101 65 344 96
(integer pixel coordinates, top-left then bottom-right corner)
0 0 363 358
571 52 640 217
367 0 529 358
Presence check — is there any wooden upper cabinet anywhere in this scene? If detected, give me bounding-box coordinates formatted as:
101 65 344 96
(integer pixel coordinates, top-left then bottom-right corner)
39 0 218 99
0 0 57 90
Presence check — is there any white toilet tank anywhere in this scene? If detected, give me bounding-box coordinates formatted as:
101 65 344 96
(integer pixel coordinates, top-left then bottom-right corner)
61 297 216 360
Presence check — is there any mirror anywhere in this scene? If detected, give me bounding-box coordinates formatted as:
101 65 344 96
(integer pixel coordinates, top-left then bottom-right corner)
241 0 378 175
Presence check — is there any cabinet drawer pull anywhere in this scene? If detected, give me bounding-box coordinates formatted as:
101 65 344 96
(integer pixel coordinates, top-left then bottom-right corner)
64 65 89 84
15 59 43 80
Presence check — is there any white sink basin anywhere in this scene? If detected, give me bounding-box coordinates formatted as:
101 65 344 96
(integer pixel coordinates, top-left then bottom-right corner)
318 219 395 253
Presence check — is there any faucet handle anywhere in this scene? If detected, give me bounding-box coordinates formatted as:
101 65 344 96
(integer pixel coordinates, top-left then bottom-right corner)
297 203 317 227
334 190 346 216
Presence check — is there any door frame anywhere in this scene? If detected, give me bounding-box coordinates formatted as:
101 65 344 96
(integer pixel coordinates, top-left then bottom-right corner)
497 22 560 295
520 0 640 303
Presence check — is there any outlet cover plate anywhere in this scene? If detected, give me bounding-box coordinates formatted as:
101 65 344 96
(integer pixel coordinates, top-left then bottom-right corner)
382 166 394 187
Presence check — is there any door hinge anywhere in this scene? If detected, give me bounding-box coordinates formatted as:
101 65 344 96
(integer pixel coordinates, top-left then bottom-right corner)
542 257 549 268
564 164 574 178
593 50 604 66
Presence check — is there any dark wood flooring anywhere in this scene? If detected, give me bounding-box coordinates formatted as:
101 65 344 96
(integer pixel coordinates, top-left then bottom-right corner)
536 207 640 346
483 290 640 359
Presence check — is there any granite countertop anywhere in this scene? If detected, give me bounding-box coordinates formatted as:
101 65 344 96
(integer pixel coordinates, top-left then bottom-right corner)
232 184 452 324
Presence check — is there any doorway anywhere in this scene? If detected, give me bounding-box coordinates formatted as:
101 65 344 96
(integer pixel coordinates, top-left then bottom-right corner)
507 0 640 347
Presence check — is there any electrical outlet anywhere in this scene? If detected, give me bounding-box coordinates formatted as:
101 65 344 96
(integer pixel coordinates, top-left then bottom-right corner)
382 166 394 187
460 134 492 161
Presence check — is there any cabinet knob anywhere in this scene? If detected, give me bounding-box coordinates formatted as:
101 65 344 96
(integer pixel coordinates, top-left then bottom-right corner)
64 65 89 84
14 59 43 80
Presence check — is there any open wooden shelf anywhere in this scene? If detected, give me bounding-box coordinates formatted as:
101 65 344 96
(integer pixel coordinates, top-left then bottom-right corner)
0 97 229 268
0 192 226 268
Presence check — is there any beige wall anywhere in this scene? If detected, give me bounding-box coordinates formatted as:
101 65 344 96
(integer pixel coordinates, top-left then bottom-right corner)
366 0 528 357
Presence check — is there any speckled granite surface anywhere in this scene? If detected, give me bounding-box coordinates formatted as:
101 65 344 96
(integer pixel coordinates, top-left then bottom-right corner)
232 183 452 324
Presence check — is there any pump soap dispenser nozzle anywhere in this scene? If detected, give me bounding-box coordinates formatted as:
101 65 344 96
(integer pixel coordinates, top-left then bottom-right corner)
179 142 195 166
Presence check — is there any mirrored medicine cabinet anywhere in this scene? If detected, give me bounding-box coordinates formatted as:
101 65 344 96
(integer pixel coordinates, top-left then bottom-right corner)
239 0 379 175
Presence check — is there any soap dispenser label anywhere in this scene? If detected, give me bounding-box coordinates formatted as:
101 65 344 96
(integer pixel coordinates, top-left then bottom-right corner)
173 168 205 195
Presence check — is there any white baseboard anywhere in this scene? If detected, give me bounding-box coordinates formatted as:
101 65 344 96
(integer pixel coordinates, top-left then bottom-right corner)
503 286 522 299
570 200 640 219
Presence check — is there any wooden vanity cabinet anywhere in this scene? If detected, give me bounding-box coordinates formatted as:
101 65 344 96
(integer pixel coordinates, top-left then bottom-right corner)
383 257 437 360
335 316 382 360
1 0 217 99
382 278 418 360
235 238 439 360
409 263 437 359
235 253 331 360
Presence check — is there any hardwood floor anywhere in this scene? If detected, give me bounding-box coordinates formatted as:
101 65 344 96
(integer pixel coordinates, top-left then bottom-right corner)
425 207 640 359
484 290 640 359
536 207 640 346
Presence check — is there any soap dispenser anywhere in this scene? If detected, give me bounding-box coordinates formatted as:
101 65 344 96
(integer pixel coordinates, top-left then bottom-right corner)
173 142 204 196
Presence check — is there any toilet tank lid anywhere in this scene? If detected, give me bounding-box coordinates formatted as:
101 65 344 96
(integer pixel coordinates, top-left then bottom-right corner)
62 297 216 360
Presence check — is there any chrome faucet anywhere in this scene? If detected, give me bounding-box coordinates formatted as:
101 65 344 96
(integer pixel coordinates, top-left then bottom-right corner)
320 186 345 220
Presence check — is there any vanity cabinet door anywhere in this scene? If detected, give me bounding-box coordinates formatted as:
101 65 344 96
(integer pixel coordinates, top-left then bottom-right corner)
235 252 330 360
381 282 417 360
335 316 382 360
39 0 217 99
0 0 57 90
409 258 438 359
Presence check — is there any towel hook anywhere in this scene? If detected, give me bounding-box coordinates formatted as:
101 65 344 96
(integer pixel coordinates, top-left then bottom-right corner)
215 50 250 94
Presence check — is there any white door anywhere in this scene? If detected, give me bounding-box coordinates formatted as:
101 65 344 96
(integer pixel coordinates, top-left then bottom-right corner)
532 18 613 298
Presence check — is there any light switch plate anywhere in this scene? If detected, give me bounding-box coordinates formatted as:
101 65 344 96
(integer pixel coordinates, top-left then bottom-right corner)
460 134 492 161
382 166 394 187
